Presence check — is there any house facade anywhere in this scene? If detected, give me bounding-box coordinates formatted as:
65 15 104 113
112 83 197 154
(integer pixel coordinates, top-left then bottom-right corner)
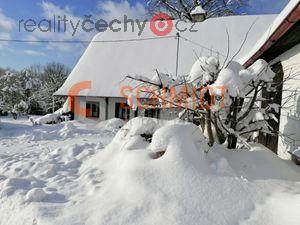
54 15 275 123
54 2 300 158
70 96 176 122
241 0 300 159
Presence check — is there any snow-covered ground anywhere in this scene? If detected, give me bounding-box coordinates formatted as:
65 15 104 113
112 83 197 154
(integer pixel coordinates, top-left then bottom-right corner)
0 116 300 225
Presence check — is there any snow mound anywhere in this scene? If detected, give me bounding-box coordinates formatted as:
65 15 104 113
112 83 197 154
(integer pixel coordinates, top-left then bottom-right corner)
31 113 60 125
209 157 233 175
58 122 77 138
1 117 300 224
114 117 183 142
25 188 47 202
124 135 148 150
241 192 300 225
150 123 205 153
96 118 125 131
75 119 260 224
4 177 31 189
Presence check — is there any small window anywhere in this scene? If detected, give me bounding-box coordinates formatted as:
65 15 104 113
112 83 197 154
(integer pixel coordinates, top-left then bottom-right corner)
144 108 160 118
115 103 130 120
86 102 99 118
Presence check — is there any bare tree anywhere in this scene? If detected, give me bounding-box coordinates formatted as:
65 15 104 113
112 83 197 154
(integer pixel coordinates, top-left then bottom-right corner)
124 57 297 150
39 62 70 113
147 0 247 20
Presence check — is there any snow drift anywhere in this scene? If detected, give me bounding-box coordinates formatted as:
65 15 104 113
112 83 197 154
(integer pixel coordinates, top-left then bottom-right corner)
1 117 300 225
70 117 300 225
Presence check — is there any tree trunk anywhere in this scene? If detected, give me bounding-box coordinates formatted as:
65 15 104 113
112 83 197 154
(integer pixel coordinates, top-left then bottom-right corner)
227 98 239 149
206 109 214 147
213 114 226 144
227 134 237 149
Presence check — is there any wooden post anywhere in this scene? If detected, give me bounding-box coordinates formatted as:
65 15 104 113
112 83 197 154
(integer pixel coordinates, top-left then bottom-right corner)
175 32 180 77
105 97 109 120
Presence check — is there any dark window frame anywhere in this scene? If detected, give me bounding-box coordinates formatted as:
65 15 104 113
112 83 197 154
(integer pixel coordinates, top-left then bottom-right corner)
86 101 100 118
115 102 130 120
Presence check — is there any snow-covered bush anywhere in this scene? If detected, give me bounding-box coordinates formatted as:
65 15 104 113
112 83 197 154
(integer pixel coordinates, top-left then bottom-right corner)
13 100 29 115
0 71 26 115
0 69 41 117
0 63 69 117
30 100 71 125
0 100 6 116
125 56 285 149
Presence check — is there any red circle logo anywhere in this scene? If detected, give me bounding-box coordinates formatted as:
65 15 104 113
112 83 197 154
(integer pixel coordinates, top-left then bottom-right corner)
150 13 173 36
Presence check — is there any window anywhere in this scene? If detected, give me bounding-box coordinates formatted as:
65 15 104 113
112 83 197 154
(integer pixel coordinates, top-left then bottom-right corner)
86 102 99 118
144 108 160 118
115 103 130 120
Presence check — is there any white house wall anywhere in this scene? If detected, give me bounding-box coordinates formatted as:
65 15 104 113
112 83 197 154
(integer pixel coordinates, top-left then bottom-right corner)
74 96 140 122
74 96 106 122
73 96 84 121
107 97 137 119
73 96 181 123
275 44 300 159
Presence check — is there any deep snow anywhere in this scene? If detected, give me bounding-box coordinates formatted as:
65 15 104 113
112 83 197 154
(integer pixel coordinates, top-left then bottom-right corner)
0 116 300 225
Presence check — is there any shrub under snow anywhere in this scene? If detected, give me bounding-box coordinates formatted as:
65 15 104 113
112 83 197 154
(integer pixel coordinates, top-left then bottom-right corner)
30 100 71 125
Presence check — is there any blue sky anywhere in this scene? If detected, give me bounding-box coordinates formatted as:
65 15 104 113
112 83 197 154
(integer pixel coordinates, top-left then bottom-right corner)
0 0 290 70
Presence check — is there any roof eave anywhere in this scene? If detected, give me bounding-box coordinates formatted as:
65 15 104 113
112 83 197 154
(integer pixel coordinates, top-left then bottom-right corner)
244 2 300 67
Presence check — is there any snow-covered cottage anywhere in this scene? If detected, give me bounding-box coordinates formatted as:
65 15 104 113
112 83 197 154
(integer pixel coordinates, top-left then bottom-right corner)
54 14 275 122
240 0 300 159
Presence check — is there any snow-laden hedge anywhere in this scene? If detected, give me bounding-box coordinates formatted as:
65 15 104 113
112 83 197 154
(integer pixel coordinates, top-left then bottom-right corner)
30 100 71 125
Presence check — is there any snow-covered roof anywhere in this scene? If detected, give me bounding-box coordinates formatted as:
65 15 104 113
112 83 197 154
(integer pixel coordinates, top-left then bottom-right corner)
239 0 300 65
54 15 276 97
